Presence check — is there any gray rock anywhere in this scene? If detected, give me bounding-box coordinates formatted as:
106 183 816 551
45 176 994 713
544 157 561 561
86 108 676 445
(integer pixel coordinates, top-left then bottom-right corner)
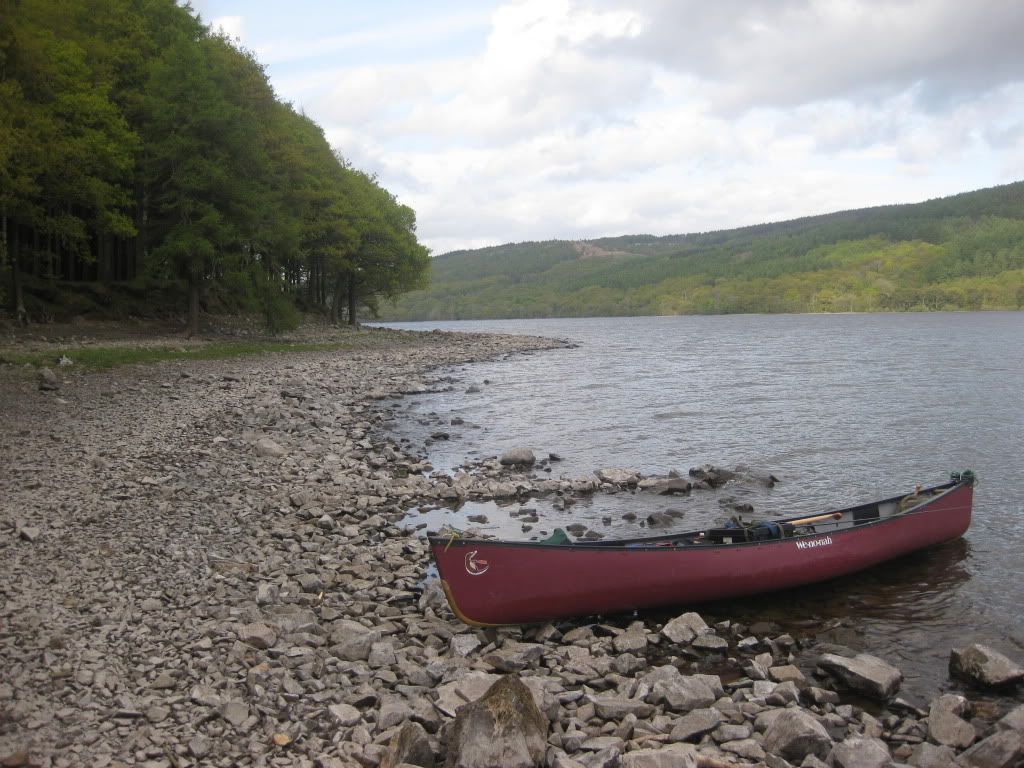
619 743 699 768
255 437 286 457
646 669 716 712
818 652 902 699
38 367 60 391
661 612 709 645
591 696 653 720
381 720 435 768
908 742 958 768
450 634 481 657
595 468 640 485
956 729 1024 768
828 735 890 768
482 641 543 672
443 674 547 768
189 735 212 759
669 708 722 742
139 597 163 611
928 693 975 748
18 527 42 543
762 708 832 762
996 704 1024 733
329 702 362 727
613 623 649 654
499 448 536 466
721 738 765 760
651 478 692 496
238 622 277 650
220 700 249 728
949 644 1024 687
691 634 728 652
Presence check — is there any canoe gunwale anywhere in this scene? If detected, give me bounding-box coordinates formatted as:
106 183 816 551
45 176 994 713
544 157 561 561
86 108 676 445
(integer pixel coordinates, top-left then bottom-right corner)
427 480 964 553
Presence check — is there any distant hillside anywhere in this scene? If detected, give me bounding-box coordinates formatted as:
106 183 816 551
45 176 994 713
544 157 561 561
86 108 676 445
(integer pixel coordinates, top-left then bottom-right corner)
378 182 1024 320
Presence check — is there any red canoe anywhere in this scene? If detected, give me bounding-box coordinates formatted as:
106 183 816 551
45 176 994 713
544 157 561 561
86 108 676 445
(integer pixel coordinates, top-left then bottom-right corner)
428 474 975 626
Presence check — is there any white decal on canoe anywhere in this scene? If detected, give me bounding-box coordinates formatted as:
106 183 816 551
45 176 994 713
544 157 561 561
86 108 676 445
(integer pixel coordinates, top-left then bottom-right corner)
465 550 489 575
795 536 833 550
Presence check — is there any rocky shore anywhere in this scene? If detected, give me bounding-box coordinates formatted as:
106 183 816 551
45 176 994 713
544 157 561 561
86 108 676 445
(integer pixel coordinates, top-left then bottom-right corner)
1 327 1022 768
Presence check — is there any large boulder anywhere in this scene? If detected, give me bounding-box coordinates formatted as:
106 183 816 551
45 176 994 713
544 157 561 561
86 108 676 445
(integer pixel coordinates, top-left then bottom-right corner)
762 709 832 763
443 674 548 768
949 644 1024 687
928 693 976 748
818 652 902 699
956 729 1024 768
381 721 435 768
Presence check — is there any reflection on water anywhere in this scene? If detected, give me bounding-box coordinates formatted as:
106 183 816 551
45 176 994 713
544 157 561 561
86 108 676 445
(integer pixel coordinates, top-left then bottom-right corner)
382 312 1024 706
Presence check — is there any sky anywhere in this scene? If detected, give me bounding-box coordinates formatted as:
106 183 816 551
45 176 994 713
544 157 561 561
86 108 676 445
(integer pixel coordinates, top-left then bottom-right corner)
190 0 1024 255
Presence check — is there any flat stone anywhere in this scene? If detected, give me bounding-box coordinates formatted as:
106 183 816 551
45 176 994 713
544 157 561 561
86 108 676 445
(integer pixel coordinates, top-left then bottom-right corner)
690 634 728 652
591 696 654 720
670 707 722 742
828 735 890 768
329 702 361 727
238 622 277 650
619 743 699 768
818 652 902 699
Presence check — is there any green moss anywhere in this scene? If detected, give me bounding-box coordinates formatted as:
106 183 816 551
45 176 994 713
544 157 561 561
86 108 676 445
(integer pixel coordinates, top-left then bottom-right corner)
0 332 421 371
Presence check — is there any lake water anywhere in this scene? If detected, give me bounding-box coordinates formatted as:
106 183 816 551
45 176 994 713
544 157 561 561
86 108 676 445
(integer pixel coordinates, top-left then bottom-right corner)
378 312 1024 705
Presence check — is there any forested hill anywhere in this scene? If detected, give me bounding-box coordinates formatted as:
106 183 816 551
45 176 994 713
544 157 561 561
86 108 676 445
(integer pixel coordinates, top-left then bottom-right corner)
1 1 429 332
379 182 1024 320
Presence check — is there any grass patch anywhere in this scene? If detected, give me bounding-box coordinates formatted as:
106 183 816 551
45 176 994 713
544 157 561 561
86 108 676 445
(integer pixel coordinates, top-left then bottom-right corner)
0 333 421 371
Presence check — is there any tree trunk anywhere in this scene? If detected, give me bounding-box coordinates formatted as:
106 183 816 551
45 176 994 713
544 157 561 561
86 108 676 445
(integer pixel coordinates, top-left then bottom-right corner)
330 272 344 325
347 274 358 326
9 218 28 325
187 267 200 337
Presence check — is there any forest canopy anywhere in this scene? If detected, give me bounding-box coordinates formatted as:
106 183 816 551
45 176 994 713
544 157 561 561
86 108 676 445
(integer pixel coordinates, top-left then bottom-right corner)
0 0 430 331
379 182 1024 320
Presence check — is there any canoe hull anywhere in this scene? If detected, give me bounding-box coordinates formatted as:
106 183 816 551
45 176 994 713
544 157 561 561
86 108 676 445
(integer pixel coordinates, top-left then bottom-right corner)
428 483 973 626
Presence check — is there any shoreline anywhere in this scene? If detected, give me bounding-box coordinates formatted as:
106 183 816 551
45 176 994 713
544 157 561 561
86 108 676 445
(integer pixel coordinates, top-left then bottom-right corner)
1 328 1020 767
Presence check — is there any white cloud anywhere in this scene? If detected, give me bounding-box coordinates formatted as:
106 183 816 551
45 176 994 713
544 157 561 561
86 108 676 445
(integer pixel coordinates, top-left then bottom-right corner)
217 0 1024 253
209 14 244 41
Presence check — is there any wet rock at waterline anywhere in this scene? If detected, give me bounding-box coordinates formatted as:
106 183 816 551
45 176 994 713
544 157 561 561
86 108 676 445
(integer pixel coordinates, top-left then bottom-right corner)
949 643 1024 687
500 448 536 466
